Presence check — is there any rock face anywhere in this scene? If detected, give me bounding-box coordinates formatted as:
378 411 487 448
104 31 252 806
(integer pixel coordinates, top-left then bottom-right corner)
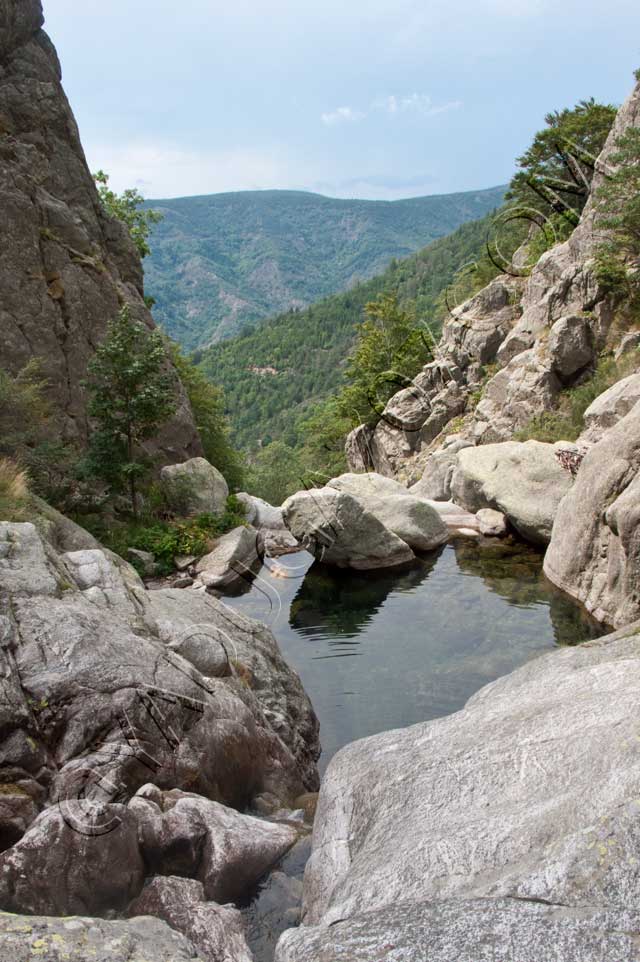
277 899 640 962
345 78 640 474
284 621 640 959
0 0 200 459
0 912 204 962
0 519 319 917
129 876 253 962
545 402 640 627
579 372 640 444
161 458 229 516
451 440 574 544
282 488 415 570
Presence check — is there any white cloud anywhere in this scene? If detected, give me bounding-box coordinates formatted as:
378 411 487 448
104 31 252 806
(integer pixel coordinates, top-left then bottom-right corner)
83 141 304 199
322 94 462 127
321 106 366 126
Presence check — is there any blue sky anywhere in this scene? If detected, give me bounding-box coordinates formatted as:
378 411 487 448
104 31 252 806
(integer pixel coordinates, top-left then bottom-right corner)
45 0 640 201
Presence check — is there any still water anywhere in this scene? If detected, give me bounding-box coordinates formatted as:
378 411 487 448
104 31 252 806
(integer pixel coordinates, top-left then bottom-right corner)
225 536 604 773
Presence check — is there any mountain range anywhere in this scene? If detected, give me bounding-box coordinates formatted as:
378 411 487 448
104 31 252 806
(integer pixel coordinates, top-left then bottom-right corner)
144 186 505 349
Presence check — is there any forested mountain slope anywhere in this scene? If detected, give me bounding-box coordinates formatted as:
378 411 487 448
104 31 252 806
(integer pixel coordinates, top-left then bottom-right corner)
198 212 498 449
145 186 505 348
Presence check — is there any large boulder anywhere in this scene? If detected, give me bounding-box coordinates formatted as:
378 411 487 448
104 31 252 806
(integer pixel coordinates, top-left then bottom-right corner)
277 899 640 962
161 458 229 516
0 806 145 915
545 401 640 627
547 314 595 381
235 493 300 556
326 474 447 552
0 912 203 962
473 348 562 443
344 424 376 473
294 621 640 953
579 372 640 445
282 488 415 570
451 440 574 544
409 440 473 501
194 525 262 592
129 788 298 903
128 876 253 962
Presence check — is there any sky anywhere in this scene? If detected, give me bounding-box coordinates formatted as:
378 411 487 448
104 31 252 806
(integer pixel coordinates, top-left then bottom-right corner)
44 0 640 201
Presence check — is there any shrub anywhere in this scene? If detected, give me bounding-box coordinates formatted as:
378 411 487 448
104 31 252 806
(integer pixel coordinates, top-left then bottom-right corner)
0 459 30 521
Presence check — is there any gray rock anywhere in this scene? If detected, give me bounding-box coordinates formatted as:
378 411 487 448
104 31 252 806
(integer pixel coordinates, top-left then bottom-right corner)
476 507 509 537
128 876 253 962
327 472 411 499
440 274 523 369
161 458 229 516
451 440 573 544
545 401 640 627
235 493 301 556
474 348 561 443
195 525 262 592
130 788 298 903
344 424 376 473
0 0 200 461
547 314 595 380
0 911 204 962
409 442 472 501
277 899 640 962
300 621 640 931
0 790 39 851
0 805 145 915
282 488 415 570
127 548 158 577
614 330 640 360
579 372 640 444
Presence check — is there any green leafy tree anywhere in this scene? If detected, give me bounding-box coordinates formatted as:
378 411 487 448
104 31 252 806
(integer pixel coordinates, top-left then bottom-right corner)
245 441 306 506
93 170 162 258
593 124 640 303
168 342 245 490
85 306 176 517
507 99 617 224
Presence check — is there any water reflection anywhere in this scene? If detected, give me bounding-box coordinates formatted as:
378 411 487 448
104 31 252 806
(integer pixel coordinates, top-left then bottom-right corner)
224 539 605 772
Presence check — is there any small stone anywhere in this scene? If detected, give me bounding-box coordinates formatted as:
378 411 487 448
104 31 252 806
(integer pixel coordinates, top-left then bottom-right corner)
476 508 509 537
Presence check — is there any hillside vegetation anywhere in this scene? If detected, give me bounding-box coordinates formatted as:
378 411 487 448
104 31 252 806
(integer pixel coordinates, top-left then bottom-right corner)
144 186 505 348
198 210 502 453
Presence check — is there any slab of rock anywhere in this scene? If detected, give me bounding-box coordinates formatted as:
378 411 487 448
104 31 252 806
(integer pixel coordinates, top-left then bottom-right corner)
451 440 573 544
129 876 253 962
420 500 481 533
300 622 640 933
474 348 561 443
326 474 447 552
579 372 640 444
344 424 376 473
545 401 640 627
409 440 473 501
161 458 229 516
282 488 415 570
277 899 640 962
130 788 298 903
476 508 509 537
0 911 203 962
0 805 145 915
547 314 595 380
195 525 262 592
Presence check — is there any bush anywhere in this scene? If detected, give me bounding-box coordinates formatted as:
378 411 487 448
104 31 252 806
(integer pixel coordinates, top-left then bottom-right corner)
0 459 30 521
79 495 247 576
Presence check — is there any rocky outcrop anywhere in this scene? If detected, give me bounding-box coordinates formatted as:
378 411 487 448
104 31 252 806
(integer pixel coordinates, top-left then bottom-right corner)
161 458 229 515
544 401 640 627
281 620 640 959
451 440 574 544
0 518 319 917
579 372 640 444
0 912 204 962
0 0 200 460
346 78 640 475
282 488 415 570
235 492 300 556
129 876 253 962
